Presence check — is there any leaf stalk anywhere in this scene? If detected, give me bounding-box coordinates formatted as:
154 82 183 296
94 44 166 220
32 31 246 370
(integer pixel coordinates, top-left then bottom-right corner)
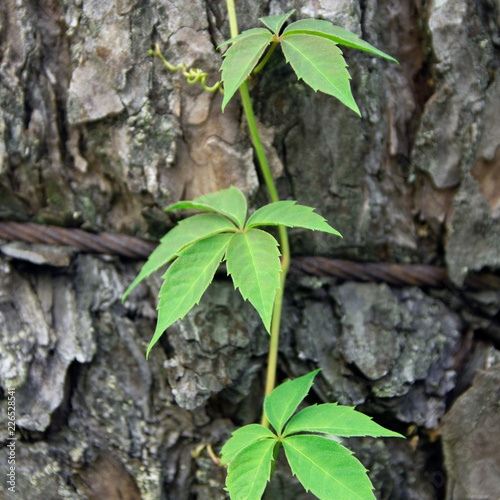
252 39 279 75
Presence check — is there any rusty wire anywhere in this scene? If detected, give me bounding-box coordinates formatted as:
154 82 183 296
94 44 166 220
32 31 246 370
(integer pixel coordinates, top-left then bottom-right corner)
1 221 499 289
0 221 156 259
291 256 500 289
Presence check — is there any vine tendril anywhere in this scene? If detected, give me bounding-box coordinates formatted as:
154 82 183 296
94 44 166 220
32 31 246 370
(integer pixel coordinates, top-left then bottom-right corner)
150 43 223 93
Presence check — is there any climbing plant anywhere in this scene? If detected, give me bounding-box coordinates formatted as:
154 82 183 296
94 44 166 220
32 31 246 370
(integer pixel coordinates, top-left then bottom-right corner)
125 5 402 499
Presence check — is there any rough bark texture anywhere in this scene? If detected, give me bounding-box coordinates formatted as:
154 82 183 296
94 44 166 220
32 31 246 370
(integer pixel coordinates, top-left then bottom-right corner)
1 0 500 499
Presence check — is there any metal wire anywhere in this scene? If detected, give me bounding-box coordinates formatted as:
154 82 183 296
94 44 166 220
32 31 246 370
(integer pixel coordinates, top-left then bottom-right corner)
1 221 499 289
290 256 500 289
0 221 156 259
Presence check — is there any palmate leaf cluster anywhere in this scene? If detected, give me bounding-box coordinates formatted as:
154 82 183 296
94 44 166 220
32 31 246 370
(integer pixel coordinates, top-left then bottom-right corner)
219 10 397 114
122 186 341 358
221 370 404 500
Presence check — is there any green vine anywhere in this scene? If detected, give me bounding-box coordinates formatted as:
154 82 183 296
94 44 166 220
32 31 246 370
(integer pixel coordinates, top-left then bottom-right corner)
127 5 402 499
225 0 290 428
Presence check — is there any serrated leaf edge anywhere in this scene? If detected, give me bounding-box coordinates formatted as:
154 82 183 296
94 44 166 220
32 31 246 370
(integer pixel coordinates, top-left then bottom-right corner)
258 9 296 35
220 34 273 112
264 369 321 435
283 403 405 438
226 439 276 500
283 19 398 63
245 200 342 237
281 34 360 115
217 28 272 49
146 234 233 358
220 424 277 465
123 215 236 301
225 229 281 332
283 435 374 499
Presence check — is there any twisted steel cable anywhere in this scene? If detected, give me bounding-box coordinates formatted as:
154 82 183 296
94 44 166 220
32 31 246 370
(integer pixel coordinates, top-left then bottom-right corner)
290 256 500 289
0 221 156 259
1 221 499 289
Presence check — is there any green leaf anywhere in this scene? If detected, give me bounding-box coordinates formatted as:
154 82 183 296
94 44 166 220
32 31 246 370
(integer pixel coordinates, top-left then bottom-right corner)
264 369 320 435
283 434 376 500
220 30 272 112
217 28 272 48
283 403 404 438
226 439 276 500
281 34 360 115
225 229 281 333
168 186 248 229
221 424 277 465
147 233 233 358
259 10 295 35
283 19 398 63
123 214 237 301
245 200 342 237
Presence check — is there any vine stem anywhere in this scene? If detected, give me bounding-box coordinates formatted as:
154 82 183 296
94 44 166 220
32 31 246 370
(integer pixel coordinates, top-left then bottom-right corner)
252 39 279 75
225 0 290 428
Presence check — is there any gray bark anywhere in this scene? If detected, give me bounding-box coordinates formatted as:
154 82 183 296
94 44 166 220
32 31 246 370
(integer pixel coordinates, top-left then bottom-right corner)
1 0 500 498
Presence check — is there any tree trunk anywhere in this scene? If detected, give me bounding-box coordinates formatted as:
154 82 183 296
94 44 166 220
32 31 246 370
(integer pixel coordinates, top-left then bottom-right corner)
1 0 499 498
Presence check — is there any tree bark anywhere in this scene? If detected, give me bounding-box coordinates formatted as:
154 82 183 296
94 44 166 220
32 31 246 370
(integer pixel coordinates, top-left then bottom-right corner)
1 0 499 498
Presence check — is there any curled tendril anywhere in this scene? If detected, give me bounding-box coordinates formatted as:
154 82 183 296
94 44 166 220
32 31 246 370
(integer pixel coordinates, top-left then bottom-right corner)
150 43 223 93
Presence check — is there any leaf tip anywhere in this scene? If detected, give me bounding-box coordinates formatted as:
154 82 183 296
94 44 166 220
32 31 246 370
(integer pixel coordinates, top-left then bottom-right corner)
261 312 272 335
146 329 162 359
308 368 322 382
221 93 231 113
349 98 362 116
381 53 399 64
386 429 406 439
164 203 179 212
122 282 136 303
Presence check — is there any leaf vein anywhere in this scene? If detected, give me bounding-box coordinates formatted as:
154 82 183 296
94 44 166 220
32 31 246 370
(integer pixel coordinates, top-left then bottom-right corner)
283 38 349 101
286 439 365 499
